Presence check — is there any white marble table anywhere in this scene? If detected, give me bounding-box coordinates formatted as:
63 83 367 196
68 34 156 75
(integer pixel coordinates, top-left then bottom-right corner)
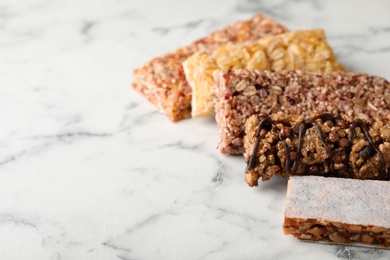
1 0 390 259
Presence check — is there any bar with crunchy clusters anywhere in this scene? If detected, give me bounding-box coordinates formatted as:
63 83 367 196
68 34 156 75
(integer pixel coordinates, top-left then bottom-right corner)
132 14 288 121
214 70 390 155
284 176 390 248
243 112 390 186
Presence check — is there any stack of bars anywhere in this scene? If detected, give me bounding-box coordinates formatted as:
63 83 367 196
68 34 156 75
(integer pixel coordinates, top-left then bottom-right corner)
132 14 390 248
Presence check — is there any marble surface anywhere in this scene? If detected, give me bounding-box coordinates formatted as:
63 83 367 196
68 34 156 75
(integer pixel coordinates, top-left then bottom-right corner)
1 0 390 259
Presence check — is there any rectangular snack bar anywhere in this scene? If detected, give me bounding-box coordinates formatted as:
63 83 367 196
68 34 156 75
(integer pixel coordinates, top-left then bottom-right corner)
244 112 390 186
284 175 390 248
183 29 344 118
132 14 288 121
214 70 390 155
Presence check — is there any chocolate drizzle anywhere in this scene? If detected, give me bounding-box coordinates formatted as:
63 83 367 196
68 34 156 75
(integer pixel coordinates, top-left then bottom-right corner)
347 119 388 180
247 114 389 180
247 116 275 173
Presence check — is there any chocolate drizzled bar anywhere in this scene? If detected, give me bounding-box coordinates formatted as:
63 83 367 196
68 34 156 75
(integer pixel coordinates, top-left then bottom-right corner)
214 70 390 154
244 112 390 187
132 14 288 121
284 176 390 248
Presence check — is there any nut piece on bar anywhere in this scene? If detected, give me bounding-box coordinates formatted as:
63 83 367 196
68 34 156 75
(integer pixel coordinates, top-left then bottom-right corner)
183 29 344 118
244 112 390 186
214 70 390 155
132 14 288 122
284 176 390 248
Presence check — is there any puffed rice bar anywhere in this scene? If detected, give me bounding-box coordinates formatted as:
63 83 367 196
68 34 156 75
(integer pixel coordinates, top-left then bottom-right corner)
132 14 288 121
284 176 390 248
244 112 390 186
214 70 390 155
183 29 344 118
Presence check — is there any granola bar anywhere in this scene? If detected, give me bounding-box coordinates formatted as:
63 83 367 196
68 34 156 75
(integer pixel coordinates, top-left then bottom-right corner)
244 112 390 186
284 176 390 248
132 14 288 121
214 70 390 155
183 29 344 118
